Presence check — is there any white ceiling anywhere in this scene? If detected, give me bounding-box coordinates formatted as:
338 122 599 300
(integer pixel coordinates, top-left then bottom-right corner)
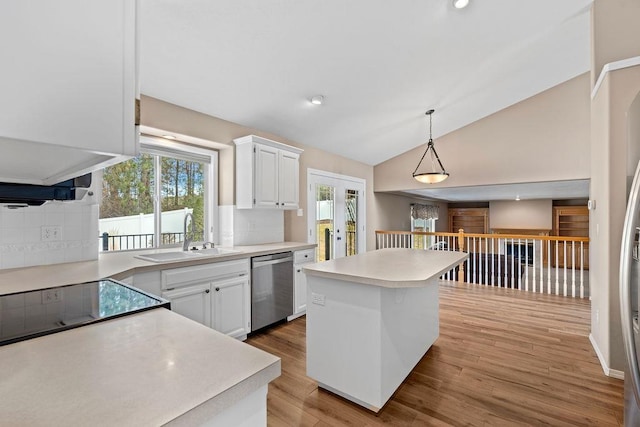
139 0 593 201
404 179 590 202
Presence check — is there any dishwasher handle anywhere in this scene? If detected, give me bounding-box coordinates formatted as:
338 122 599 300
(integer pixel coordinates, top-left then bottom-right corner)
252 252 293 268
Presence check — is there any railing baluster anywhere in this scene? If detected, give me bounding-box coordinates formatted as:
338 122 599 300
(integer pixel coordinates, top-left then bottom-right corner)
531 239 535 293
564 240 569 296
496 238 507 284
580 241 585 298
373 230 588 298
571 241 576 298
547 240 558 294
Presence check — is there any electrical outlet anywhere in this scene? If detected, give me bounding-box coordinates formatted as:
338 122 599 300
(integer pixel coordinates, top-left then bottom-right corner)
41 226 62 241
42 288 62 304
311 292 325 306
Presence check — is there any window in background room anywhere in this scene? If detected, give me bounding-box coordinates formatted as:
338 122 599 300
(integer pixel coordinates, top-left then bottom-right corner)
99 137 217 251
411 204 438 250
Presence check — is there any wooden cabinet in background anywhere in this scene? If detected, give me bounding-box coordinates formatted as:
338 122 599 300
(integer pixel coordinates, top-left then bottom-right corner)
448 208 489 234
553 206 589 270
448 208 489 251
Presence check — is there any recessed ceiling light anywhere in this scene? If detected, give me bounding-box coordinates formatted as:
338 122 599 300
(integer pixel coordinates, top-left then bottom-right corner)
453 0 470 9
162 135 176 140
310 95 324 105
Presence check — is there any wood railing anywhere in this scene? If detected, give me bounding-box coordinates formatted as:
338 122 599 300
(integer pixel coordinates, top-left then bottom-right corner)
376 230 590 298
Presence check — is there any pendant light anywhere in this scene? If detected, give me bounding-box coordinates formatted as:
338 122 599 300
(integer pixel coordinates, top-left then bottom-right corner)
412 109 449 184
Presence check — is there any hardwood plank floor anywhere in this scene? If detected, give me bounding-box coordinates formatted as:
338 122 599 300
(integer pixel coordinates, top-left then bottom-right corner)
246 281 624 426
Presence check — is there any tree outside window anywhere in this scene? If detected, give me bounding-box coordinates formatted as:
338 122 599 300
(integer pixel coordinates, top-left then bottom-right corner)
100 152 208 251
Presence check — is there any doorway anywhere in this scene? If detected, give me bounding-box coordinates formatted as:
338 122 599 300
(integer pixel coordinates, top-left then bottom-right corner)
307 169 366 261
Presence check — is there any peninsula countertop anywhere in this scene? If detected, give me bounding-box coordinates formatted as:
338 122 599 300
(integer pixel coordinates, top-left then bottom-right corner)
0 241 312 425
0 308 280 426
303 248 468 288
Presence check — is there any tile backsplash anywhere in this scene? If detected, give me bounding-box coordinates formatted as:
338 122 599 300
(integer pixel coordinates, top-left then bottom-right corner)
219 205 284 246
0 202 99 270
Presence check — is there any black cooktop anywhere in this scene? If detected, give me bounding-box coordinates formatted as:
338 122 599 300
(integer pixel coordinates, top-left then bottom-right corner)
0 279 169 346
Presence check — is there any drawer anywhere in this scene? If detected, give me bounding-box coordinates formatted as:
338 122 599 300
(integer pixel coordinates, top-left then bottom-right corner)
294 248 315 264
162 258 249 290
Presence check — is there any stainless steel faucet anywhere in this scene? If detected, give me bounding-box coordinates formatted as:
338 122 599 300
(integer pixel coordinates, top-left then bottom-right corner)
183 212 194 251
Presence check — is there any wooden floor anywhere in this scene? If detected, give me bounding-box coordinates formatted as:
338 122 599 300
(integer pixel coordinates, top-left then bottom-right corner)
246 281 624 426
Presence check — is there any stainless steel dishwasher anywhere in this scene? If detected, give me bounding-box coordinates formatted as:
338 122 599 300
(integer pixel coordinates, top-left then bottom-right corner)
251 252 294 331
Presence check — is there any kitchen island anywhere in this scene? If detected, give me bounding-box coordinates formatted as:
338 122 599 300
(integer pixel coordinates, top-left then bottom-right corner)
304 248 467 412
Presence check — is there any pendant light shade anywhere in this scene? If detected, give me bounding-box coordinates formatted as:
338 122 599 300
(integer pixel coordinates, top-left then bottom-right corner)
412 109 449 184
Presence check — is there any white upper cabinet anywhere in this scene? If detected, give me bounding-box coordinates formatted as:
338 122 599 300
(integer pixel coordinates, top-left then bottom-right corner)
234 135 303 209
0 0 139 185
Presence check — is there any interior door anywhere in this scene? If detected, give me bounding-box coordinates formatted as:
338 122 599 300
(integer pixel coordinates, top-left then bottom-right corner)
308 170 366 261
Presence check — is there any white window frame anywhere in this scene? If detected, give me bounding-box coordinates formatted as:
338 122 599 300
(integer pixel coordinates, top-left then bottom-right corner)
140 136 218 247
99 135 218 251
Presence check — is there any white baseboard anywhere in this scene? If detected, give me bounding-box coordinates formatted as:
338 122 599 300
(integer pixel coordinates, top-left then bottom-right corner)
589 333 625 379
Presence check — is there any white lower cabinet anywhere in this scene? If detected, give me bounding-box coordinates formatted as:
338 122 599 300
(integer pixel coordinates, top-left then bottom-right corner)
212 276 250 339
291 248 315 319
135 259 251 340
162 284 212 328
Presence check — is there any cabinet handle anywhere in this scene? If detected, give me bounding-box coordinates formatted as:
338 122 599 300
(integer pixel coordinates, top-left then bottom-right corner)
297 269 302 273
275 202 279 206
215 287 220 292
205 289 210 293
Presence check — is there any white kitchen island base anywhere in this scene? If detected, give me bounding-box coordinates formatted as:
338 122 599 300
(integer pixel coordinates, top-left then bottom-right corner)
304 248 467 412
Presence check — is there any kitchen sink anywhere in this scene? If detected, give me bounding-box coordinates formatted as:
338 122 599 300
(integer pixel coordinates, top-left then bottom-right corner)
193 247 239 256
135 248 241 263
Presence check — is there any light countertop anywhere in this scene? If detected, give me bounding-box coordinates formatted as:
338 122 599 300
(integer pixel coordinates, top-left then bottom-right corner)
0 308 280 426
0 241 313 425
0 241 315 295
303 248 468 288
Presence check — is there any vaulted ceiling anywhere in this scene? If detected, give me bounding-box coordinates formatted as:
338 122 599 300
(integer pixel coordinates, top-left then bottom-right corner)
139 0 593 200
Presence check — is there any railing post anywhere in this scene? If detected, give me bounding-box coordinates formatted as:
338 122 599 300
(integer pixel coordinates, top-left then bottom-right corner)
458 228 465 282
101 232 109 251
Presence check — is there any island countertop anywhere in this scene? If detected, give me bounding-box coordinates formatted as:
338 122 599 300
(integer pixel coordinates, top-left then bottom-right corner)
0 308 280 426
303 248 468 288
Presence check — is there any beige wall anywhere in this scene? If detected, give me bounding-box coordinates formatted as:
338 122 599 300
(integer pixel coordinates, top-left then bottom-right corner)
588 0 640 375
590 67 640 373
489 200 553 230
372 194 448 233
374 73 590 193
591 0 640 87
141 95 382 250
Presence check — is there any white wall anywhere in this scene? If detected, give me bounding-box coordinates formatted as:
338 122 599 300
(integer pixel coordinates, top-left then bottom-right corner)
219 206 284 247
489 200 553 230
0 202 99 269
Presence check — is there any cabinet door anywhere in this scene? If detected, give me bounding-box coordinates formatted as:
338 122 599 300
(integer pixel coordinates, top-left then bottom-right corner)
212 276 250 339
278 150 300 209
162 284 212 328
0 0 137 184
294 264 308 315
254 144 280 208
